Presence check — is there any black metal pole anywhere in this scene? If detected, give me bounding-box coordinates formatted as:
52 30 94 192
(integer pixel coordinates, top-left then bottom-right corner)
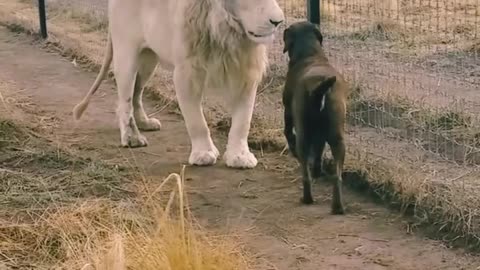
38 0 48 38
306 0 320 26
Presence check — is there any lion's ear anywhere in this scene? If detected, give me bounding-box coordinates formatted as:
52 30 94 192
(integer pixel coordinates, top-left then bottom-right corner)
283 28 293 54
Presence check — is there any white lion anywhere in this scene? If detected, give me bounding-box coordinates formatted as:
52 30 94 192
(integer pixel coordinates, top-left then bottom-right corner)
72 0 284 169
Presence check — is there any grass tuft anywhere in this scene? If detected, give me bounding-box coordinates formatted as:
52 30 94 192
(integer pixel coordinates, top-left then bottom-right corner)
0 118 252 269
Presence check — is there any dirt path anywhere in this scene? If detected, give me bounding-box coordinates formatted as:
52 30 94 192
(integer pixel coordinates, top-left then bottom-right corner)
1 26 479 270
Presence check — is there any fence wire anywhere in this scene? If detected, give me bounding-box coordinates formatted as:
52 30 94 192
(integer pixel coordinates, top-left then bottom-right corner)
315 0 479 168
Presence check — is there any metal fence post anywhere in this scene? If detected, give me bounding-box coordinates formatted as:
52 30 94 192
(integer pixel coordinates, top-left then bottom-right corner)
306 0 320 25
38 0 48 38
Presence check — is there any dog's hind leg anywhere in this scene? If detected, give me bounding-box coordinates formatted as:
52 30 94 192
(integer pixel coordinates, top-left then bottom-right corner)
328 134 346 215
300 160 314 204
133 49 162 131
310 138 326 180
296 127 314 204
283 107 297 158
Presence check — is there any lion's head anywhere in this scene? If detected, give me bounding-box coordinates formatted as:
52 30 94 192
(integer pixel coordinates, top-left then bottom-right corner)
227 0 285 44
182 0 283 90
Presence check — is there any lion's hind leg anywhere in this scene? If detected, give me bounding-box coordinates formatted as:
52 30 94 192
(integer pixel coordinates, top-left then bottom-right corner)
113 43 148 148
133 49 162 131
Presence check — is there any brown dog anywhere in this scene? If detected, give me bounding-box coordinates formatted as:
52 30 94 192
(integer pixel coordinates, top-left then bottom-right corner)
282 21 348 214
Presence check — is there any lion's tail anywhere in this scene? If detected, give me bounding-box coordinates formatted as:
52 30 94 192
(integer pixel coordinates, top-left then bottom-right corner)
72 32 113 121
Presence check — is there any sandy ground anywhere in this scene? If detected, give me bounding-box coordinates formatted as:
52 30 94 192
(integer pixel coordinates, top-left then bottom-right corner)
1 26 479 269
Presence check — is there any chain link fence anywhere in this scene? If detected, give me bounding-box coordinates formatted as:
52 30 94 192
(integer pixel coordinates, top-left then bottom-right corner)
317 0 480 167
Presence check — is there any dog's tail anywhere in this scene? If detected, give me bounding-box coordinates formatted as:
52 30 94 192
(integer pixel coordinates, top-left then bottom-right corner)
72 31 113 121
311 75 336 110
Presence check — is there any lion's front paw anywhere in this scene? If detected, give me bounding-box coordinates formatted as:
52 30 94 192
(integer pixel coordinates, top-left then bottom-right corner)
188 150 218 166
224 148 257 169
121 133 148 148
137 117 162 131
211 144 220 158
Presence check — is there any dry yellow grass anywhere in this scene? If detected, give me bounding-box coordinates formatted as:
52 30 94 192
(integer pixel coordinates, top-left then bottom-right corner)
0 122 251 270
0 48 251 269
79 170 250 270
0 171 251 269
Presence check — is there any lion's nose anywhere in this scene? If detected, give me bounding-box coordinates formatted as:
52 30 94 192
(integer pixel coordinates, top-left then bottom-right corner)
269 19 283 27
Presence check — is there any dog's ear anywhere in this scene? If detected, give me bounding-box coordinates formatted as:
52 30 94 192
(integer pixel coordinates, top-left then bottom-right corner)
283 27 293 54
313 26 323 46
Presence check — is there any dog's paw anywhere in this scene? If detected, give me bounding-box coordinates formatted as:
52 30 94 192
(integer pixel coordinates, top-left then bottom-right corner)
300 196 314 205
224 148 258 169
331 202 345 215
137 117 162 131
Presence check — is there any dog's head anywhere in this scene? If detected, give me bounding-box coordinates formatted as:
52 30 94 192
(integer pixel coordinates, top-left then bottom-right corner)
282 21 324 57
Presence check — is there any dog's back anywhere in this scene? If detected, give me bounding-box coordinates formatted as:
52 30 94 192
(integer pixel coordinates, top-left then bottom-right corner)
285 57 347 135
306 60 347 123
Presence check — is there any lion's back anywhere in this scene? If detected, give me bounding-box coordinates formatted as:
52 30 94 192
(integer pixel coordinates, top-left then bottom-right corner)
107 0 267 89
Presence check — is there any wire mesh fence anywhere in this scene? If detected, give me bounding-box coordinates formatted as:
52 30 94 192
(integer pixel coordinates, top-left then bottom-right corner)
47 0 108 18
315 0 480 167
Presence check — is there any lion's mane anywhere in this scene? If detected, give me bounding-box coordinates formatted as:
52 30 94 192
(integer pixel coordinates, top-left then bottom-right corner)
181 0 268 93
